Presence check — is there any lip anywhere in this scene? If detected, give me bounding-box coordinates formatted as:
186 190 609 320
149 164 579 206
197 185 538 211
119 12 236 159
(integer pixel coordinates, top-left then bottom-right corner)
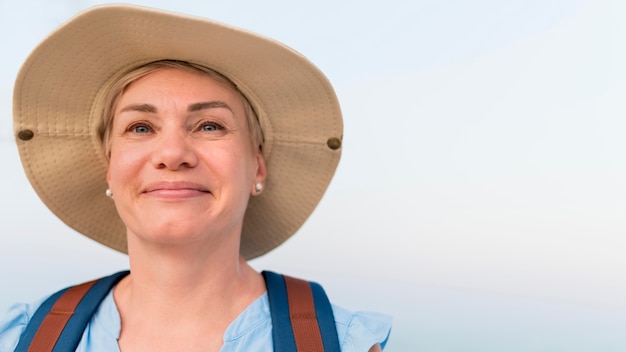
142 181 210 199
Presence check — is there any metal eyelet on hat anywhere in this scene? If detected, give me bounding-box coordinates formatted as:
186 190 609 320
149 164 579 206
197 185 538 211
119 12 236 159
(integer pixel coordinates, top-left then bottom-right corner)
17 129 34 141
326 137 341 150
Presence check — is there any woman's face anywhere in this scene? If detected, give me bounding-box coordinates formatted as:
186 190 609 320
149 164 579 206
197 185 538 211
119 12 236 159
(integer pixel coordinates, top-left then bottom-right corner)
106 68 266 249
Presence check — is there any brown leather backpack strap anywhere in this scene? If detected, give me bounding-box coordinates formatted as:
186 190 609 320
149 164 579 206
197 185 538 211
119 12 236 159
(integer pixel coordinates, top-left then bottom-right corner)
16 271 130 352
262 271 340 351
284 275 325 351
27 279 98 352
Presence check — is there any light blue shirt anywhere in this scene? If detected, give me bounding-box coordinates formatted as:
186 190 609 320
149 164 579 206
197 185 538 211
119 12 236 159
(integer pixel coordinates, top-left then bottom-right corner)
0 287 391 351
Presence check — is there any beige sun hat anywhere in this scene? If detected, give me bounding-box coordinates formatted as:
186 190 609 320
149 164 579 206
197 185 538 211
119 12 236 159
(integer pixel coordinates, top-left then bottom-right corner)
13 4 343 259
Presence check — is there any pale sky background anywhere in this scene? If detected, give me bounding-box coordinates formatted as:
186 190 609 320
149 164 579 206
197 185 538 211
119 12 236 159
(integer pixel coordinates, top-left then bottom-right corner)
1 1 626 351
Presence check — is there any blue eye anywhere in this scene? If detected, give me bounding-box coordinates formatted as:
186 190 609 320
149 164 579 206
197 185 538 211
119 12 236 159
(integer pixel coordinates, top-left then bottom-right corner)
133 125 151 133
200 122 222 131
127 122 152 134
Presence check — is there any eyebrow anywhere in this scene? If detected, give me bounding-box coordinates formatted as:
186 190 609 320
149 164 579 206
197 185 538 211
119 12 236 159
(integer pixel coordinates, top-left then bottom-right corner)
119 103 157 113
119 101 233 114
188 101 233 113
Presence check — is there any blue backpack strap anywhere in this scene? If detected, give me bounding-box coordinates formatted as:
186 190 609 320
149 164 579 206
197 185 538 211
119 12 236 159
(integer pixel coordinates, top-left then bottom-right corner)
262 271 297 351
17 270 338 351
262 271 341 352
309 281 341 351
15 270 130 352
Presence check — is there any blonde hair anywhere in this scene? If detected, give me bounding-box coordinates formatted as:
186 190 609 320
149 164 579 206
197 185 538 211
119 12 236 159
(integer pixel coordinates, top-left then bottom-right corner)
100 60 264 156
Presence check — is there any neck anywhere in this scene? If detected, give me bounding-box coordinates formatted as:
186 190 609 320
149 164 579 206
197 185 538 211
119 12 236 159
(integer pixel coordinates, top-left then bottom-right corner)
113 232 266 340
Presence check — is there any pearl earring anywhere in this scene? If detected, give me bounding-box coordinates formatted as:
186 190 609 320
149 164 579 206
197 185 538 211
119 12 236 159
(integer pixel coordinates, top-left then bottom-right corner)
255 183 263 194
105 188 114 198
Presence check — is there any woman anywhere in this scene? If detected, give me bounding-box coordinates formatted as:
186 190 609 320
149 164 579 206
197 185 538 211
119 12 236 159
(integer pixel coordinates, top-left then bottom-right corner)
1 4 391 352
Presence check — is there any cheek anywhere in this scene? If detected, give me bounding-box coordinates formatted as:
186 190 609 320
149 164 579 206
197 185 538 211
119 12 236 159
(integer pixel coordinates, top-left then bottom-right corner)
107 144 145 186
230 145 258 176
208 147 257 189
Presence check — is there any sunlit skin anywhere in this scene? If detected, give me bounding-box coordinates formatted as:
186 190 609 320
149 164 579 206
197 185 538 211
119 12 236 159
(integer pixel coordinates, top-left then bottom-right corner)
106 68 268 351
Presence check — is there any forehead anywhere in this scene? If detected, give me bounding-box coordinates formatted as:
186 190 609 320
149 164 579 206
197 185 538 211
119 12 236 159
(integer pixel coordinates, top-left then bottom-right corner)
119 67 244 105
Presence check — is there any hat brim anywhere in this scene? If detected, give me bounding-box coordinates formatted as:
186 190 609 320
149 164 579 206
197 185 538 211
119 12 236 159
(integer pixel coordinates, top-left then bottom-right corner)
13 4 342 259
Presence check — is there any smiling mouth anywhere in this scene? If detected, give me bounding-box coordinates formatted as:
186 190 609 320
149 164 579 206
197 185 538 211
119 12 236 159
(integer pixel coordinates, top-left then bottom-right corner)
143 182 210 198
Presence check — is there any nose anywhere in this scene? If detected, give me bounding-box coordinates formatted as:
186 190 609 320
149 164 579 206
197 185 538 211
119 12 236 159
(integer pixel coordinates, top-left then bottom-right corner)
152 129 198 170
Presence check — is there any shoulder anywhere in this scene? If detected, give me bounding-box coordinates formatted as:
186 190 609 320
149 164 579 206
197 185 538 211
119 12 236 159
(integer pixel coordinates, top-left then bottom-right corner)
332 303 392 352
222 292 392 351
0 296 47 351
261 271 392 351
0 287 120 352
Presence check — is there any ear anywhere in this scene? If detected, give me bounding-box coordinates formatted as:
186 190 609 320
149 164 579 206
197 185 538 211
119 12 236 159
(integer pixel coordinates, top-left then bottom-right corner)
106 165 113 195
251 150 267 195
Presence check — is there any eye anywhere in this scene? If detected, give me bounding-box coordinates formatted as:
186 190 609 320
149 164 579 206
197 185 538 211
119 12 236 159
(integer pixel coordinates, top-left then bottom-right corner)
128 122 152 134
199 121 224 132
